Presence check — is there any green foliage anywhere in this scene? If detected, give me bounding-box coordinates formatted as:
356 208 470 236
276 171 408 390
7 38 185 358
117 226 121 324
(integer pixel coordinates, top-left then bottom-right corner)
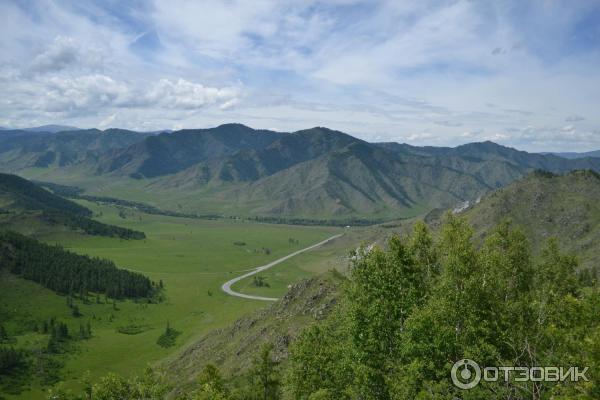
43 210 146 239
0 347 30 378
253 275 270 288
93 368 169 400
70 305 81 318
192 364 229 399
0 347 31 395
156 322 181 348
46 368 169 400
78 322 92 340
246 343 281 400
286 318 352 399
0 325 10 344
0 230 157 299
286 215 600 399
344 221 438 398
116 325 147 335
46 321 70 354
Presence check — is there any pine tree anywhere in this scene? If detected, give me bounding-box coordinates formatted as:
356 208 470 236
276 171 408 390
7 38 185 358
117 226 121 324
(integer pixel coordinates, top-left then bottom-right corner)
0 325 7 343
86 321 92 338
72 304 82 317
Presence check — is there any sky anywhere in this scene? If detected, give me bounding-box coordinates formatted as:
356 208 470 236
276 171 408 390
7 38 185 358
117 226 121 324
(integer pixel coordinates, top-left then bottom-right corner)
0 0 599 152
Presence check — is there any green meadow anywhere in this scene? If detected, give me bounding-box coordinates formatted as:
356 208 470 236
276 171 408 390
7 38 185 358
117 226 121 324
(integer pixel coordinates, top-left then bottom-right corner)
1 201 339 399
231 227 385 298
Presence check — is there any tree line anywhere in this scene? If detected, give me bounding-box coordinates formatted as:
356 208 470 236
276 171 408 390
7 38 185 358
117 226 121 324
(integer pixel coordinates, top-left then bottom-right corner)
41 211 146 240
0 231 158 299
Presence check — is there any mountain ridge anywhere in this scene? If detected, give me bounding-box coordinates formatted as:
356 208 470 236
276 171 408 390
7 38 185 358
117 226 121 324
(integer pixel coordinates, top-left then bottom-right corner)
461 169 600 268
2 124 600 219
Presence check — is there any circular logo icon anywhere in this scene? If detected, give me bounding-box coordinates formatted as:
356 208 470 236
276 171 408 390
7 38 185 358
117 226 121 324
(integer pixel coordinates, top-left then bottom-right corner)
451 358 481 389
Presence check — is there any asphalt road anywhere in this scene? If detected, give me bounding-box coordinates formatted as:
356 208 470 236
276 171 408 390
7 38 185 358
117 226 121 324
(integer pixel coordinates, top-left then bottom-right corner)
221 234 343 301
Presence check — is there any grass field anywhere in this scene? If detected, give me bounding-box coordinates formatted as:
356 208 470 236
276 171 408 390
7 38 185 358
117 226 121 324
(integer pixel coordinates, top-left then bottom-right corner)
0 200 340 399
231 227 386 298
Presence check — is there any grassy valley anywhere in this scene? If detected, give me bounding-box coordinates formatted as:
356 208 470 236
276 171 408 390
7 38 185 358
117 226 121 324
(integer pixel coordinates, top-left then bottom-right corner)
0 196 342 398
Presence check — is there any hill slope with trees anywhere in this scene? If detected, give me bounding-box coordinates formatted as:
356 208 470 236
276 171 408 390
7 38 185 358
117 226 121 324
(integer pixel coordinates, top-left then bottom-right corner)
0 231 157 299
462 169 600 268
0 173 145 239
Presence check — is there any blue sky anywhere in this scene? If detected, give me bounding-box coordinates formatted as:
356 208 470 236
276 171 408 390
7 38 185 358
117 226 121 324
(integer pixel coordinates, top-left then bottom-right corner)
0 0 599 151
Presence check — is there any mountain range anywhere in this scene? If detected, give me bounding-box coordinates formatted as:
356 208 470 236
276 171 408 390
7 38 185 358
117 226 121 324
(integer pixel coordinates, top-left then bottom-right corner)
0 124 80 133
1 123 600 219
545 150 600 159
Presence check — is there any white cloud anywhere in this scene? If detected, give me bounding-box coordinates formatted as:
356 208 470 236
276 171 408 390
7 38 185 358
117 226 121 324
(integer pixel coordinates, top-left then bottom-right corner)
144 78 241 110
1 73 241 119
28 36 104 75
40 74 130 112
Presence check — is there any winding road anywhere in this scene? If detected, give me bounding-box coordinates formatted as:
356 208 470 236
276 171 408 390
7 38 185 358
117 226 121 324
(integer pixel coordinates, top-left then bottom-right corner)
221 234 343 301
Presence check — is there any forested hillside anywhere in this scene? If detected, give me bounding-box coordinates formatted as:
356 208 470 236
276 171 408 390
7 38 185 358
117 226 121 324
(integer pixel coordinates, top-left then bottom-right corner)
0 231 157 299
0 128 152 171
0 173 91 217
0 173 145 239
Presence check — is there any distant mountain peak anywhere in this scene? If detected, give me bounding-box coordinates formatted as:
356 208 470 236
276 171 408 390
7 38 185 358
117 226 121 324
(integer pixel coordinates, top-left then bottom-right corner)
20 124 80 133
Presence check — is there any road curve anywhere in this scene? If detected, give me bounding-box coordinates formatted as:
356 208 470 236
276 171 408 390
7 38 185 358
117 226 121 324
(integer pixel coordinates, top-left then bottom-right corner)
221 234 343 301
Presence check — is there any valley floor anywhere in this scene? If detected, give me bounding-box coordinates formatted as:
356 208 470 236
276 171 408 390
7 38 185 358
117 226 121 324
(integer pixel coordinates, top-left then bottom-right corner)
1 200 359 399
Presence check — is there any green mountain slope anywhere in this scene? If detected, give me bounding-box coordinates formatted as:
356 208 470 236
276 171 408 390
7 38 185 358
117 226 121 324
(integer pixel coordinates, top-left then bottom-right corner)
548 150 600 159
140 133 600 219
95 124 284 178
0 173 144 239
147 127 361 188
174 139 600 219
462 169 600 267
0 173 91 217
380 140 600 173
0 129 152 171
213 142 490 217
